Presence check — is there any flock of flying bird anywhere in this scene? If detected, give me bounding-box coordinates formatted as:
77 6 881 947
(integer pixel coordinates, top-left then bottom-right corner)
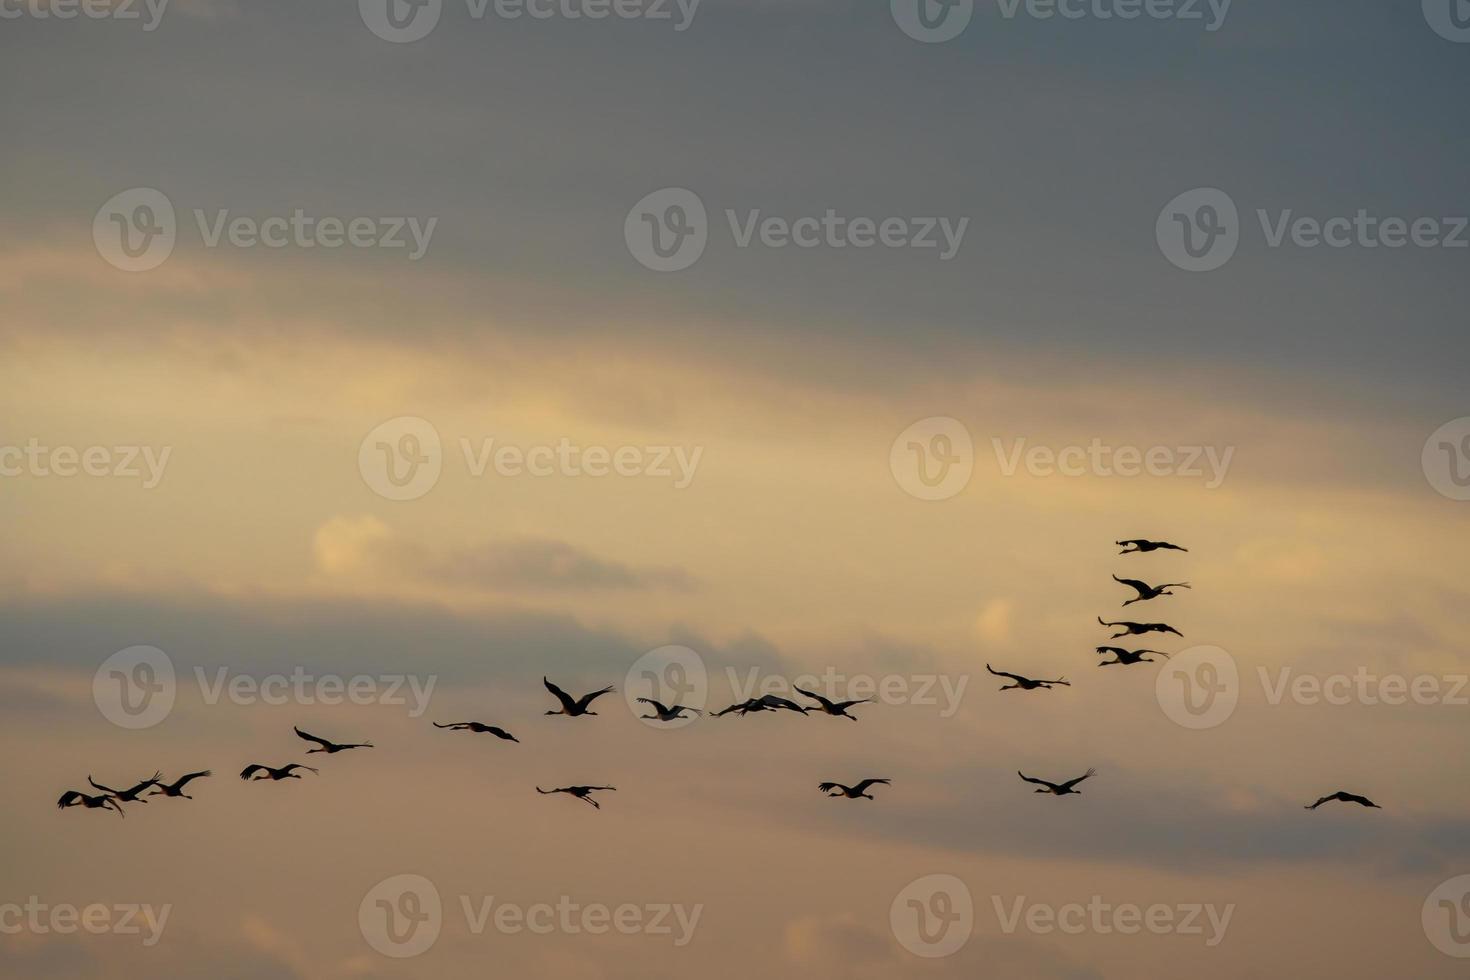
57 538 1379 816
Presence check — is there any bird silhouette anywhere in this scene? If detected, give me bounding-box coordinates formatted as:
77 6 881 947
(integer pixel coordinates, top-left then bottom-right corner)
794 687 873 720
536 785 615 809
1095 647 1170 666
433 722 519 741
240 763 318 781
1117 539 1188 554
634 698 702 722
1305 791 1380 810
712 694 809 717
294 726 373 753
818 778 891 800
1018 769 1096 796
1098 617 1183 639
543 678 616 717
986 664 1070 691
149 771 211 799
57 790 124 818
1113 575 1191 605
88 772 162 804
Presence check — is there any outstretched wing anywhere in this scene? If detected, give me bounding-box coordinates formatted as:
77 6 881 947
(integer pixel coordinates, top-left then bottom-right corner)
986 664 1025 683
239 765 266 780
57 790 82 808
817 782 842 793
835 699 874 710
283 764 319 776
1060 768 1097 791
853 778 891 794
487 727 519 742
794 686 836 710
1017 772 1053 788
574 685 616 711
1158 624 1184 636
543 677 578 712
293 726 332 749
175 770 212 788
87 776 120 795
636 697 671 714
1305 794 1335 810
1113 575 1150 594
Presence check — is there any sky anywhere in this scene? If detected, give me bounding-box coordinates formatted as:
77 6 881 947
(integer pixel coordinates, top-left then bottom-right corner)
2 0 1470 977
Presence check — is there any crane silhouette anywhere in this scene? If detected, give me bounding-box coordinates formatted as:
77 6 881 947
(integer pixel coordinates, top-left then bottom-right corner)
1096 647 1169 666
712 694 809 717
88 772 161 804
240 763 318 782
433 722 519 741
1305 791 1381 810
537 785 615 809
634 698 702 722
57 790 124 817
543 677 616 717
986 664 1070 691
1113 575 1191 605
818 778 891 800
1018 769 1095 796
1098 617 1183 639
149 771 211 799
294 726 373 753
1117 539 1188 555
794 687 873 719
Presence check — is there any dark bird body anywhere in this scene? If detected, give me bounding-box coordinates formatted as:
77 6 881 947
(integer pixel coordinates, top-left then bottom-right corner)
635 698 702 722
544 678 616 717
150 771 211 799
795 687 873 719
57 790 124 817
1018 769 1096 796
818 778 891 800
294 726 373 753
88 772 161 803
537 785 615 808
986 664 1069 691
1098 617 1183 639
1096 647 1169 666
1113 575 1191 605
240 763 318 781
1306 791 1380 810
1117 539 1188 555
434 722 519 741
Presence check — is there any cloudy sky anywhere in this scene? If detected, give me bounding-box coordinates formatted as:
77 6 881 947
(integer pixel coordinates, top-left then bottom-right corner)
3 0 1470 977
